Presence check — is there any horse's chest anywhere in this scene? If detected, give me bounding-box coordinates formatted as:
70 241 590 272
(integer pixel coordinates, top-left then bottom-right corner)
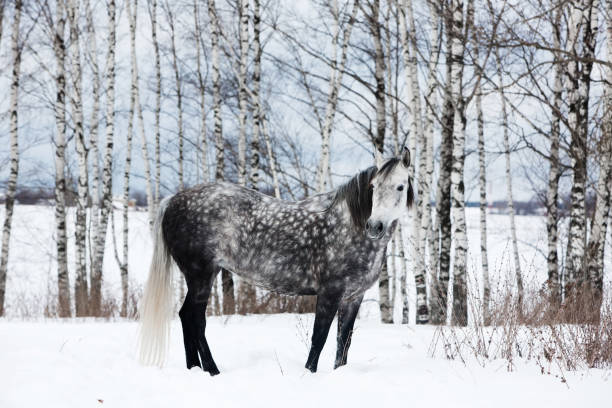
330 240 386 297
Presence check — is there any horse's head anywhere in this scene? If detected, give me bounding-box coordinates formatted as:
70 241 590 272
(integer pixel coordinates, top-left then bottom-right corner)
365 147 414 240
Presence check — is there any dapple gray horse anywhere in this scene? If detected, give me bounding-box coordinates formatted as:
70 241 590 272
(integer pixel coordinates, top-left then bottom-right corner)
138 148 413 375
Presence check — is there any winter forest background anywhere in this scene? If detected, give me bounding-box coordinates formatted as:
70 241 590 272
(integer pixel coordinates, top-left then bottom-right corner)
1 0 612 391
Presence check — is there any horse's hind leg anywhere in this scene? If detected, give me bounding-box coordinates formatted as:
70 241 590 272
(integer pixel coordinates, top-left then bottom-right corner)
305 291 342 373
334 294 363 369
179 264 220 376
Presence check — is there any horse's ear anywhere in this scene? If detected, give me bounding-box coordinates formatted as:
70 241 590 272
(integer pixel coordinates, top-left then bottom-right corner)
401 146 411 168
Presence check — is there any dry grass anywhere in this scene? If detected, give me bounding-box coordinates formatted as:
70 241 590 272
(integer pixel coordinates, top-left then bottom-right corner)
429 284 612 381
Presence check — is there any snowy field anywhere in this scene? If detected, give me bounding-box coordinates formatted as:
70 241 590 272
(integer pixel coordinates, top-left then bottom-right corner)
1 205 611 407
1 315 611 408
1 204 610 319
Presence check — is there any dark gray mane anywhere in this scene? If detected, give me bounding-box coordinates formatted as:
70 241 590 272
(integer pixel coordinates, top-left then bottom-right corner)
331 157 414 230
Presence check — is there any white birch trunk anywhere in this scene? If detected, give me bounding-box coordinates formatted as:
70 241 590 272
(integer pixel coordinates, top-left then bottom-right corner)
424 0 442 323
193 0 210 183
449 0 468 326
53 0 71 318
586 135 611 317
208 0 233 313
67 0 90 317
85 0 101 273
120 0 148 317
431 4 455 324
400 0 428 324
470 7 489 323
208 0 224 182
475 73 490 325
546 8 562 304
316 0 359 192
564 2 588 294
166 5 184 191
91 0 116 315
149 0 162 204
585 3 611 316
495 50 524 318
0 0 22 316
127 0 154 225
369 0 392 323
237 0 249 186
249 0 262 190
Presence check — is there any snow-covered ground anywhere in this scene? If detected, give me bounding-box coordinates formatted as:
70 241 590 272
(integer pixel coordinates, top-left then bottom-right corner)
1 314 610 408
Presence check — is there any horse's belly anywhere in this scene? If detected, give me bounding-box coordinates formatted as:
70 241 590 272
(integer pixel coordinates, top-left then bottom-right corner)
217 255 317 296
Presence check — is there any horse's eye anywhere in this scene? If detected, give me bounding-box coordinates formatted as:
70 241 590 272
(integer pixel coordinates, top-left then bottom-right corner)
397 185 404 192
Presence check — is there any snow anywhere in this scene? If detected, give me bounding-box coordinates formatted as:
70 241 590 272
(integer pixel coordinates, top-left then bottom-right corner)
1 314 610 408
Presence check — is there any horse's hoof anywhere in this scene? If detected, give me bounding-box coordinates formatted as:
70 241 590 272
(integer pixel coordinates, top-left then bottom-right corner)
334 360 347 369
305 363 317 373
206 366 221 376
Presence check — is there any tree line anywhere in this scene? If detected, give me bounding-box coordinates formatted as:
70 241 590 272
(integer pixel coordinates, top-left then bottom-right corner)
0 0 610 325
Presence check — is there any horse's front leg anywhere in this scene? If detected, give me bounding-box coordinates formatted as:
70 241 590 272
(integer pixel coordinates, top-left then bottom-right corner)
305 290 342 373
334 294 364 369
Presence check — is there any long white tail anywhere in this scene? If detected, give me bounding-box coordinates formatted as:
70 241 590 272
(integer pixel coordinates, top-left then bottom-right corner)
137 198 174 367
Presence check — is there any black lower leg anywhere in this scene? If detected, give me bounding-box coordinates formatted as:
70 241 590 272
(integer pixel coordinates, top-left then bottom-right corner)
334 295 363 369
194 312 220 376
305 291 342 373
181 269 220 376
179 294 202 369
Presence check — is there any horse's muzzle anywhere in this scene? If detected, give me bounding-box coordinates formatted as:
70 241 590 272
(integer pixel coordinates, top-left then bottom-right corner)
365 219 385 240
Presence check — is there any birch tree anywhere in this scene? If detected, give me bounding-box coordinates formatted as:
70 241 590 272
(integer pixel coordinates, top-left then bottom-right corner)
209 0 224 182
51 0 71 317
315 0 359 192
127 0 154 224
425 0 444 324
164 1 185 191
208 0 234 314
496 49 524 317
546 6 562 305
193 0 210 183
0 0 23 317
475 49 490 324
418 0 440 325
91 0 117 315
67 0 90 317
431 2 454 325
585 3 612 318
241 0 265 311
399 0 428 324
237 0 249 186
365 0 393 323
118 0 144 317
248 0 262 190
148 0 162 204
449 0 469 326
564 1 598 298
85 0 101 274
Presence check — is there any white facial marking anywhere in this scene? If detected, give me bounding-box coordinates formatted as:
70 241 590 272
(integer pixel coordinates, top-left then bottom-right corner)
369 162 410 227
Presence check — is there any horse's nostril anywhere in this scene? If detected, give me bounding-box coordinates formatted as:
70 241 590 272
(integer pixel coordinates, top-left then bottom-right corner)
365 221 371 231
376 222 383 233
